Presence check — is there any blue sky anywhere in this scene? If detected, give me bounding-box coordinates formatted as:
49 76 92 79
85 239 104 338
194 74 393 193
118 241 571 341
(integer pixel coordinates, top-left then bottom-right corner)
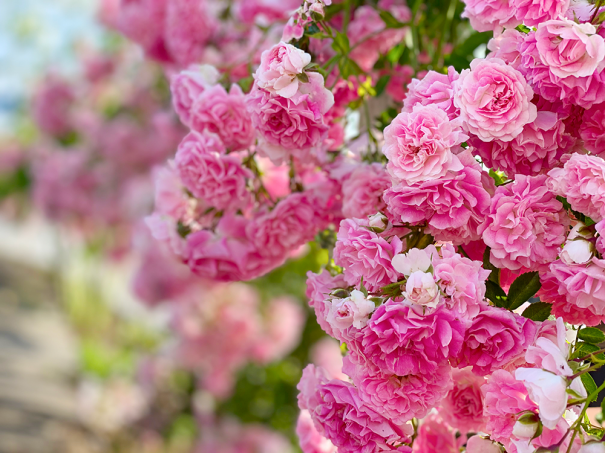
0 0 104 134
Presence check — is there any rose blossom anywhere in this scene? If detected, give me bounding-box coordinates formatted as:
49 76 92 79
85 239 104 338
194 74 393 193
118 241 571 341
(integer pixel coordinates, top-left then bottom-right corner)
189 84 255 152
479 174 570 271
170 65 219 125
382 104 466 183
296 410 337 453
360 301 465 376
297 365 412 453
535 19 605 79
402 67 460 120
384 150 492 245
454 58 537 142
326 290 376 330
513 0 570 26
333 218 403 292
412 414 458 453
440 368 486 433
470 110 574 176
391 246 437 276
487 28 524 67
547 153 605 222
460 0 519 32
255 42 312 98
481 370 538 444
580 443 605 453
403 271 440 308
454 305 537 376
174 131 252 211
433 243 490 319
580 103 605 158
246 84 332 164
343 356 453 424
466 436 501 453
525 318 572 376
306 270 349 337
560 238 594 265
341 163 391 219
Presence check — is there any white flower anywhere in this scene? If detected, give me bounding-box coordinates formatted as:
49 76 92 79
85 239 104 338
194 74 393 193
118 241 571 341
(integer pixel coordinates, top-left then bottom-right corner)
326 290 375 330
403 271 440 308
515 368 568 430
560 238 594 265
392 247 435 276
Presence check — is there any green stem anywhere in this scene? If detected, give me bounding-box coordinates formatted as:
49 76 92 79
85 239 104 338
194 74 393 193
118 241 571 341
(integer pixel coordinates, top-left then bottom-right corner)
565 380 605 453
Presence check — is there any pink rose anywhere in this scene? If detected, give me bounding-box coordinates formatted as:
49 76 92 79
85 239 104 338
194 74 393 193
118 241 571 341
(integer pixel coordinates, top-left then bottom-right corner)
246 83 332 164
255 42 312 98
513 0 570 26
440 368 486 434
31 77 74 136
454 305 538 376
170 65 219 126
360 302 465 376
404 271 440 308
460 0 519 32
333 218 403 292
341 163 391 219
343 356 453 424
466 436 501 453
454 58 537 142
235 0 301 25
174 131 253 211
471 110 574 176
479 174 570 271
327 290 376 330
151 164 188 219
297 365 412 453
535 19 605 79
382 104 466 183
412 414 459 453
306 270 349 337
403 67 460 120
189 84 255 152
481 370 537 445
164 0 215 66
547 153 605 222
384 150 492 245
580 103 605 158
487 28 524 67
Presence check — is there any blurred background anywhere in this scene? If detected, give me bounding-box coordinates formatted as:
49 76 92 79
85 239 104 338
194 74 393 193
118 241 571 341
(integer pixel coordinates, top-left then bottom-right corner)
0 1 336 451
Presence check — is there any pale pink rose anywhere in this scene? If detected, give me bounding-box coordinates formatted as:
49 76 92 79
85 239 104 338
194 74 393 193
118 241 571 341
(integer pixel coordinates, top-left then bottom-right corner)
487 28 524 67
454 58 537 142
519 31 605 109
466 436 501 453
333 218 403 292
174 131 252 211
306 270 349 337
246 83 332 164
391 246 437 276
151 164 189 219
580 443 605 453
461 0 519 32
479 174 569 271
403 67 460 120
440 368 486 433
525 318 572 376
385 150 492 245
296 410 337 453
164 0 215 66
256 157 290 200
580 103 605 158
341 163 391 219
189 84 255 151
454 305 538 376
310 338 346 381
403 271 440 308
481 370 538 444
326 290 376 330
470 110 574 176
547 153 605 222
513 0 570 26
255 42 312 98
170 65 219 125
535 19 605 79
382 104 466 183
560 238 594 265
433 243 490 319
343 356 453 425
514 368 570 429
412 414 458 453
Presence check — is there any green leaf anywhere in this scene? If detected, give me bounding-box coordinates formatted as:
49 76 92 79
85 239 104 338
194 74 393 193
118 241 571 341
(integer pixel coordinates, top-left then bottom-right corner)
486 280 508 308
483 246 500 285
516 24 532 33
582 373 598 395
571 342 605 361
521 302 552 322
578 327 605 345
374 75 391 97
378 9 407 28
332 32 350 54
507 272 541 310
297 72 310 83
600 393 605 417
